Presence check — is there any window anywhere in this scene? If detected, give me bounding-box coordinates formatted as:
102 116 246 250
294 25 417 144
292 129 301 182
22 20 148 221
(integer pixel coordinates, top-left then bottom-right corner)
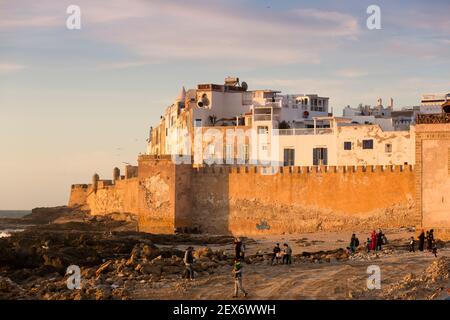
239 144 249 163
362 139 373 149
344 141 352 150
385 143 392 153
262 145 268 151
194 119 202 127
224 144 233 161
313 148 328 165
207 144 215 157
257 126 269 134
283 148 295 166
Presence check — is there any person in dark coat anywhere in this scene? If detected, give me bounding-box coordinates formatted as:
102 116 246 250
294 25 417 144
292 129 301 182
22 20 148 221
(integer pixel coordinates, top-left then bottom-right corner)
271 243 281 265
376 230 384 251
418 230 425 251
349 234 359 254
426 231 433 251
183 247 195 280
409 237 415 252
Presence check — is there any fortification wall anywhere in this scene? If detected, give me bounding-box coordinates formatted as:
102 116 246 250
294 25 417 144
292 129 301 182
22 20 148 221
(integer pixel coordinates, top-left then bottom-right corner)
86 178 139 216
68 184 90 210
190 165 417 235
136 156 175 234
69 159 418 236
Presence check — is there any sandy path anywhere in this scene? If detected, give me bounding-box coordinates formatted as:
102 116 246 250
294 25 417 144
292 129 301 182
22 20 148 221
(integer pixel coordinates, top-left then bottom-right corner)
132 247 450 300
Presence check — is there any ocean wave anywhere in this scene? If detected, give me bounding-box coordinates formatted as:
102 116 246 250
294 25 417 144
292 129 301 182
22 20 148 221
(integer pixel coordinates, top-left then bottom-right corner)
0 229 25 238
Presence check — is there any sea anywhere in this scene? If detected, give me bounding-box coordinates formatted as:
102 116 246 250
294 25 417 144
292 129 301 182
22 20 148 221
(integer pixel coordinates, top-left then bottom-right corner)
0 210 30 238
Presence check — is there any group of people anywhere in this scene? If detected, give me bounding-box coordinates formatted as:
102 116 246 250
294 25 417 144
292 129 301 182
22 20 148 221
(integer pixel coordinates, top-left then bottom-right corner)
271 243 293 265
182 238 249 298
410 229 438 257
366 229 387 252
347 229 387 255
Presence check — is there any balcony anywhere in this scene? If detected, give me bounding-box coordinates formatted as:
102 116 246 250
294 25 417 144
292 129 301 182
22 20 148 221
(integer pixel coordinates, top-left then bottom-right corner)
254 114 272 121
273 128 333 135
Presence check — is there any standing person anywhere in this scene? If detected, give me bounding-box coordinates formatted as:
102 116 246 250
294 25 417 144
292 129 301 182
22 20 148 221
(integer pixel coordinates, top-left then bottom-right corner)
234 237 243 260
426 231 432 251
232 259 248 298
377 230 384 251
183 246 195 280
366 238 371 253
282 243 292 265
271 243 281 265
418 230 425 251
409 237 415 252
370 230 377 251
429 229 435 244
241 243 246 260
349 234 358 254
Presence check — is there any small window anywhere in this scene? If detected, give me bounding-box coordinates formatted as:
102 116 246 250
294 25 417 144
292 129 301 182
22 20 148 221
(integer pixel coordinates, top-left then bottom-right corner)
362 139 373 149
344 141 352 150
385 143 392 153
194 119 202 127
257 126 269 134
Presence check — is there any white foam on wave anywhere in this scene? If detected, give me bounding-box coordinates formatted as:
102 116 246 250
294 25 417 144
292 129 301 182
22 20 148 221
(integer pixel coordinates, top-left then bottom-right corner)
0 231 11 238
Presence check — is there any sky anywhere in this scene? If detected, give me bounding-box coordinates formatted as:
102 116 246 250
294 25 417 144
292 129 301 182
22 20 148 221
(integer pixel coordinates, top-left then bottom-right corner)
0 0 449 209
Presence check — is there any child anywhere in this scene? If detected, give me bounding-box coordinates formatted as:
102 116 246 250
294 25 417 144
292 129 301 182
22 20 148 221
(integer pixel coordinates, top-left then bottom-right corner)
409 237 415 252
432 241 438 257
232 259 248 298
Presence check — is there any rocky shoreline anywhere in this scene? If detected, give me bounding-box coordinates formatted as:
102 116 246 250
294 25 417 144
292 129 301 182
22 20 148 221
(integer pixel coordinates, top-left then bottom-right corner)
1 207 449 300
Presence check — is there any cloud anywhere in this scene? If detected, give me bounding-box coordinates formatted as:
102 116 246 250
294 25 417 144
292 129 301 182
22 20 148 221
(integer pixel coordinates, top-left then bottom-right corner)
335 68 368 78
0 63 26 73
0 0 360 67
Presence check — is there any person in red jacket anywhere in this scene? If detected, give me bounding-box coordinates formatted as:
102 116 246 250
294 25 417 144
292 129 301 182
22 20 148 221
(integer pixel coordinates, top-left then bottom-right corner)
370 230 377 251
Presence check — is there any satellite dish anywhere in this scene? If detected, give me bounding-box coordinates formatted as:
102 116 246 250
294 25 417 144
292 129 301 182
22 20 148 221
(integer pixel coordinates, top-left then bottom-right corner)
241 81 248 91
197 93 210 108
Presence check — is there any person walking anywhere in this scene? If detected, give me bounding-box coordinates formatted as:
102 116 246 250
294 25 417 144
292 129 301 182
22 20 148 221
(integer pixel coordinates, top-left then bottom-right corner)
418 230 425 251
432 240 438 258
409 237 415 252
234 237 243 260
376 230 384 251
271 243 281 265
232 259 248 298
282 243 292 265
183 246 195 280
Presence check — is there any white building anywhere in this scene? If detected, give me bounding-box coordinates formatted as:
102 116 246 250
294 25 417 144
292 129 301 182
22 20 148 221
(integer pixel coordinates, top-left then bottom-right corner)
147 77 415 167
421 93 450 114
